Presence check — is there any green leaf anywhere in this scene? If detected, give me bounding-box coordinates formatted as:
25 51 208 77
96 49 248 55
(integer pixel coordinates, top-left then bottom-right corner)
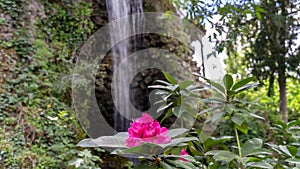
232 77 255 91
173 106 185 117
161 137 198 149
287 120 300 128
255 6 267 13
256 11 262 20
77 136 126 148
114 132 128 138
179 80 194 89
248 113 265 120
157 102 173 113
148 85 178 91
286 158 300 165
160 109 173 123
170 147 183 155
160 161 173 169
248 162 273 169
235 123 248 134
286 145 298 156
203 77 226 97
242 138 263 157
235 83 259 94
206 150 238 163
204 136 233 150
155 80 172 86
226 90 235 96
165 159 196 169
210 112 226 123
202 98 226 104
223 74 233 90
121 137 198 156
231 113 245 126
279 145 293 157
163 72 177 84
197 106 223 116
121 142 163 156
168 128 188 138
245 148 272 156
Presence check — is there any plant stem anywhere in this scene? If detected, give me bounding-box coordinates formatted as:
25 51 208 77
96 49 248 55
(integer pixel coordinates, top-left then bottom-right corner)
234 126 244 169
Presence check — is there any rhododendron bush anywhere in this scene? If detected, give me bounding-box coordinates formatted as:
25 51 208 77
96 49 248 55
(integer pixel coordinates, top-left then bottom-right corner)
77 112 198 168
77 73 300 168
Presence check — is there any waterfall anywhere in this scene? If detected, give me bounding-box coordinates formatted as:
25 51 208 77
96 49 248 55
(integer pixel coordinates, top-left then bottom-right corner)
105 0 144 131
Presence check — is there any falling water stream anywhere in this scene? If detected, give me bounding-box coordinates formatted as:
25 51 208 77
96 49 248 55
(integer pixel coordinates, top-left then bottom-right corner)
105 0 144 131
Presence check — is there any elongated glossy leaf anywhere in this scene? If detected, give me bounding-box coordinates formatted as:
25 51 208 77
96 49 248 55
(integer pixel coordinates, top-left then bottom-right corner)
160 109 173 123
256 11 262 20
162 93 173 101
120 137 198 156
245 148 272 156
286 158 300 165
205 150 221 155
161 137 198 149
204 136 233 149
287 120 300 128
248 162 273 169
114 132 128 138
232 77 255 91
279 145 293 157
168 128 189 138
77 136 126 148
148 85 178 91
235 83 259 94
203 77 226 97
121 142 163 155
163 72 177 84
155 80 172 86
157 102 173 113
223 74 233 90
248 113 265 120
165 159 196 169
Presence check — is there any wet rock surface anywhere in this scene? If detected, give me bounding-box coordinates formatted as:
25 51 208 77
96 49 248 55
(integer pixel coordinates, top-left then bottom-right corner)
91 0 206 133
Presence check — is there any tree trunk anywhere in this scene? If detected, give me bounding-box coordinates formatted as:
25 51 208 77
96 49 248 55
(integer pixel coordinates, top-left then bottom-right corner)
278 0 288 123
278 68 288 123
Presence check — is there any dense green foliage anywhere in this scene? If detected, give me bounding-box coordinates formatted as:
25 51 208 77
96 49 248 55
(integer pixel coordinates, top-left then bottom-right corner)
0 0 102 168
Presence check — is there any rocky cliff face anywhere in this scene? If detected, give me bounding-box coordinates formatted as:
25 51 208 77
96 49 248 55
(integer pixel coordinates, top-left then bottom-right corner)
90 0 204 131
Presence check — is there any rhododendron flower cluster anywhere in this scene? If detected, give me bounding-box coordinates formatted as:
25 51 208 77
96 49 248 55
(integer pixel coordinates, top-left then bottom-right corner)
125 113 171 147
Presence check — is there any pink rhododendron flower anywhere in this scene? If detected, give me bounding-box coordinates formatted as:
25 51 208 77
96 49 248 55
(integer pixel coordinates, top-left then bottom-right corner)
179 148 189 162
125 113 171 147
